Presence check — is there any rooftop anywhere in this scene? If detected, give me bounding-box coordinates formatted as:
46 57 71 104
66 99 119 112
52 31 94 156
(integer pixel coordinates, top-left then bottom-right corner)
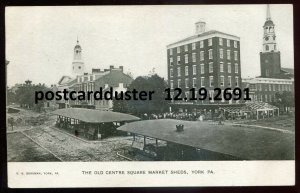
118 119 294 160
167 30 240 48
52 108 140 123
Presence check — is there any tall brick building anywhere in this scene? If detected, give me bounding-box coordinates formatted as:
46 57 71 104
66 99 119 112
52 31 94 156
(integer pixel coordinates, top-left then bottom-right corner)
167 20 242 107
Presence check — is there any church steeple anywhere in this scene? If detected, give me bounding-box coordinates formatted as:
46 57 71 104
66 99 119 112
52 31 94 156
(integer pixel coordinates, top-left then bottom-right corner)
260 4 281 78
262 4 276 53
72 39 85 76
266 4 271 20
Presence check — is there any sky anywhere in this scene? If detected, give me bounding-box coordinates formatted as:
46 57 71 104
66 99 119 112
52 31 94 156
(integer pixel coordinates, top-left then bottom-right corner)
6 5 293 87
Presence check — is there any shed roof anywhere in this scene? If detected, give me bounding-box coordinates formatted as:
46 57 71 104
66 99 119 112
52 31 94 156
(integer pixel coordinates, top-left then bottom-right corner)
118 119 294 160
52 108 140 123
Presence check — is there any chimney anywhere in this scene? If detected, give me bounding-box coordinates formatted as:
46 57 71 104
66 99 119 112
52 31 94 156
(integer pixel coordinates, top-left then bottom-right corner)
92 68 101 73
195 20 206 34
176 124 184 132
119 66 124 72
109 65 114 70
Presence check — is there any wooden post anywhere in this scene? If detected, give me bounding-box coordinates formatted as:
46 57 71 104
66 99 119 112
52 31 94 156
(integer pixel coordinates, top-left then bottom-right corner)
156 139 158 147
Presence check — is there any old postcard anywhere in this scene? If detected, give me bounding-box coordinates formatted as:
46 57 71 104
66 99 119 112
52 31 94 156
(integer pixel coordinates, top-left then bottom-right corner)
6 5 295 187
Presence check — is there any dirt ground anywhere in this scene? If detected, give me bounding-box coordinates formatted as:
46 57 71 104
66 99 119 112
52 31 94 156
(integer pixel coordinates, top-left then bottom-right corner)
7 132 60 162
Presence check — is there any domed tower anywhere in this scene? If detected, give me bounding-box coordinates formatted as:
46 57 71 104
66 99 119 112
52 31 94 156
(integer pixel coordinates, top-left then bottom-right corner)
260 4 281 78
72 39 85 76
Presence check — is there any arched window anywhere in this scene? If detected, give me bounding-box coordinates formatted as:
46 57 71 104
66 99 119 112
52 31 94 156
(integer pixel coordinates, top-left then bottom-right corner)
265 45 269 51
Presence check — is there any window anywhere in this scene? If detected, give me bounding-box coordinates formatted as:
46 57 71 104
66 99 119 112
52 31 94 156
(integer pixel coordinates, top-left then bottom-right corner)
209 76 214 87
177 56 181 65
228 63 231 73
220 76 224 87
208 38 212 46
200 51 204 61
169 58 173 65
185 92 189 100
177 47 180 53
227 50 231 60
219 38 223 46
185 78 189 88
192 78 197 87
209 62 213 73
192 43 196 50
265 95 268 102
227 39 230 47
201 77 205 87
200 64 205 74
234 41 237 48
185 54 188 64
184 45 188 52
170 68 173 77
266 69 270 77
235 63 239 73
192 53 196 62
220 49 223 59
177 67 181 77
177 79 181 87
235 77 239 87
269 84 272 91
228 76 232 87
170 80 174 89
185 66 189 76
170 48 173 55
220 62 224 72
209 49 213 59
193 65 196 75
273 84 276 91
234 51 238 60
265 45 269 51
200 40 204 48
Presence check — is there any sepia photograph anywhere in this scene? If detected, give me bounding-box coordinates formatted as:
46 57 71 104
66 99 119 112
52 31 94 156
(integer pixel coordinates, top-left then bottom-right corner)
5 4 295 187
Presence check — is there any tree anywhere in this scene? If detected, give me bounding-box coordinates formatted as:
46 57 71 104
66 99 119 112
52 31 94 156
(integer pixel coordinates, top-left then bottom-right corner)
273 91 295 113
6 86 17 105
113 74 168 115
15 80 50 112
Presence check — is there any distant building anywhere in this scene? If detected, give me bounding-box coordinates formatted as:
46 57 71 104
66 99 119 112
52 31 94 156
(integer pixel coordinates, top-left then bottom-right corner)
70 66 132 110
57 39 133 110
243 5 294 104
167 19 242 112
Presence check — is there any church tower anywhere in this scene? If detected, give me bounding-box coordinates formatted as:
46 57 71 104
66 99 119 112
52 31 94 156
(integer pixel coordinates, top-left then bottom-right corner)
72 39 85 76
260 4 281 78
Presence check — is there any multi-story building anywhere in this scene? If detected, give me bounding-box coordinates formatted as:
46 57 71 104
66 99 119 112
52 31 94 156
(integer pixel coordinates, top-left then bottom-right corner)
70 66 133 110
243 5 294 104
242 77 294 103
57 40 133 110
167 20 242 106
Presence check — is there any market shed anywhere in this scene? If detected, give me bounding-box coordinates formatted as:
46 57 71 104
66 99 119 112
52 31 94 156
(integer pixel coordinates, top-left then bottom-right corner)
52 108 140 140
118 119 294 160
245 102 279 119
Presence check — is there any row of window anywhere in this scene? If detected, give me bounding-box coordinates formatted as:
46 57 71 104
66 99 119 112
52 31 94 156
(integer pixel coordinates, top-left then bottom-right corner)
255 83 293 92
252 94 275 103
170 63 239 77
78 75 94 83
169 49 238 65
169 76 239 89
169 38 238 55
